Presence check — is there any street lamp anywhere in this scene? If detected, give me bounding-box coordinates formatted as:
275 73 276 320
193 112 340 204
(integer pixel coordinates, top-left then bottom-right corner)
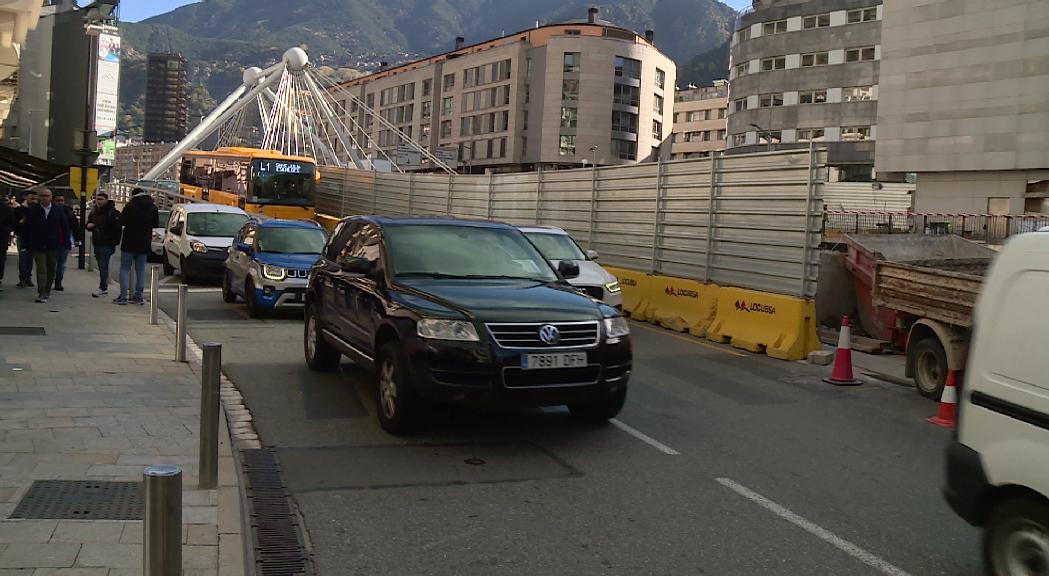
750 123 774 152
589 145 598 168
462 142 473 175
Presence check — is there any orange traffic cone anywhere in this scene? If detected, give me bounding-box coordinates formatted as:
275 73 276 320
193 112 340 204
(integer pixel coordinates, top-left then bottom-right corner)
928 370 959 428
823 315 862 386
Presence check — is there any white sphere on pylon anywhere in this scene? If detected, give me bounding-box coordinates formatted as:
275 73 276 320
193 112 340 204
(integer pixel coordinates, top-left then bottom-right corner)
242 66 263 85
283 47 309 71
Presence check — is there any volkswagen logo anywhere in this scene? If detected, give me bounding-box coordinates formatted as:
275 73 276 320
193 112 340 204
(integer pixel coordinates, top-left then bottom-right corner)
538 324 561 345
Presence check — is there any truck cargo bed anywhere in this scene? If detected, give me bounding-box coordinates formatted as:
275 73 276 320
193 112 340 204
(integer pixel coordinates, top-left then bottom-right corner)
872 259 988 328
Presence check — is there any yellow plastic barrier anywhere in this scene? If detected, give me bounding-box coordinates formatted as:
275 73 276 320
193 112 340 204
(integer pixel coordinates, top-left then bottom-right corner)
604 266 654 321
314 213 342 233
646 276 718 337
706 287 820 360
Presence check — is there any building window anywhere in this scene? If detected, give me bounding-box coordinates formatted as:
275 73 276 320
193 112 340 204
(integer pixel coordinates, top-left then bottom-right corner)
759 130 782 145
801 52 829 67
525 84 530 104
440 120 452 138
798 90 828 104
761 57 786 71
718 108 726 119
738 27 752 42
611 138 637 160
564 29 581 36
613 83 640 106
560 107 577 129
843 86 875 101
803 13 831 29
443 73 455 90
460 117 473 137
848 7 878 23
652 120 662 140
492 59 511 81
563 52 581 73
717 129 726 140
441 97 453 116
526 57 533 80
366 93 375 108
841 126 871 140
614 56 642 80
760 93 784 107
653 94 664 115
797 128 826 142
611 110 639 134
562 79 579 100
422 79 432 97
846 46 877 62
559 135 576 156
731 133 746 147
733 97 748 113
734 62 749 77
655 68 666 89
762 19 788 35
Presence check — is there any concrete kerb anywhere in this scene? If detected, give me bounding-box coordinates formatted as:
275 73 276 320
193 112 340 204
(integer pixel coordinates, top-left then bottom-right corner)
153 305 256 576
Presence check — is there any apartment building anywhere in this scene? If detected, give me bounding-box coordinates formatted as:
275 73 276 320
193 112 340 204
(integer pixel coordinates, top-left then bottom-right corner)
670 80 728 159
113 142 178 181
877 0 1049 214
144 53 188 143
727 0 881 178
330 8 676 173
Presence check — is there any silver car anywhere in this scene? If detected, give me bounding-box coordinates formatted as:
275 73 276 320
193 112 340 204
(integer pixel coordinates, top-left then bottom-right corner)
519 226 623 309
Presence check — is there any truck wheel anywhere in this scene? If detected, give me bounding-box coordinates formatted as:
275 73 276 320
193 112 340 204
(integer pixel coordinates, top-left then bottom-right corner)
912 337 947 400
375 342 423 435
984 498 1049 576
569 385 628 423
303 304 340 371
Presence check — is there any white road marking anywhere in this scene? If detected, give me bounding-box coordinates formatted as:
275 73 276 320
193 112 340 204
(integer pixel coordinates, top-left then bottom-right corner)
610 418 680 455
715 477 914 576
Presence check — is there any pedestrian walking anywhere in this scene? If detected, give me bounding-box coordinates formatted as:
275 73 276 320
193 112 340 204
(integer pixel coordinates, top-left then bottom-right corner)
52 193 83 292
0 193 13 291
116 188 158 305
86 191 121 297
21 187 71 303
13 190 37 288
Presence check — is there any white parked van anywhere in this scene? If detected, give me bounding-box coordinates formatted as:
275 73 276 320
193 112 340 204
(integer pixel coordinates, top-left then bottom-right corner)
945 231 1049 575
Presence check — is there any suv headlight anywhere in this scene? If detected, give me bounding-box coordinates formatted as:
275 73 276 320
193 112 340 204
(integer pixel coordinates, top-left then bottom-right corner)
605 280 621 294
190 241 208 253
417 319 479 341
261 264 286 281
604 316 630 339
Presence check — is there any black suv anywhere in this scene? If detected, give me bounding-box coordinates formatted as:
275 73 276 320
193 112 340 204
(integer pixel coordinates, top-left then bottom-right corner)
303 216 632 434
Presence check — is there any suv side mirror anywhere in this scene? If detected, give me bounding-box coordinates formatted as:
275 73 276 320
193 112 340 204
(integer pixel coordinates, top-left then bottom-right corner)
558 260 580 279
586 249 599 261
340 257 374 275
235 242 251 254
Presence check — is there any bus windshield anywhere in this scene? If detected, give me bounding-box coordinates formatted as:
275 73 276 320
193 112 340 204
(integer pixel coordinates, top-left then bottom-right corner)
250 159 316 206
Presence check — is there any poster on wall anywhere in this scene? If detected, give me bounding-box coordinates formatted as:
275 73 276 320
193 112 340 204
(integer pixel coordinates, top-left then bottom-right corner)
94 33 120 166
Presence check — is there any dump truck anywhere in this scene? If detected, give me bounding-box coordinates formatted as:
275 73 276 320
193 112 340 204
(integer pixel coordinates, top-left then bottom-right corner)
843 234 997 400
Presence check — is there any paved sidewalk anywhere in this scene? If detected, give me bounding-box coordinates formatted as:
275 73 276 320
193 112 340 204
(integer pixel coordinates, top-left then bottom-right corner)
0 248 245 575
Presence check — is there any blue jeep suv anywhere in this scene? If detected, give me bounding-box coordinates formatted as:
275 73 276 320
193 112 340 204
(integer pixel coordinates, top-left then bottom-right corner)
222 219 328 317
303 216 632 435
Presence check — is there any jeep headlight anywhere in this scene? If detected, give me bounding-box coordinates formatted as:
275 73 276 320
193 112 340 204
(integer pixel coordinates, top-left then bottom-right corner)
261 264 286 281
605 280 621 294
190 241 208 253
603 316 630 339
417 319 479 341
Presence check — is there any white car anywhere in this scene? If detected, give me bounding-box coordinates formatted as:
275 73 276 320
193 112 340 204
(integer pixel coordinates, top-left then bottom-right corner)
518 226 622 309
149 209 170 263
162 203 250 283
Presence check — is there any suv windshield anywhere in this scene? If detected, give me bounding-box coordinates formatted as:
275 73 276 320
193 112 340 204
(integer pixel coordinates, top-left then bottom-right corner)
256 227 327 254
186 212 249 237
387 224 559 282
524 231 586 261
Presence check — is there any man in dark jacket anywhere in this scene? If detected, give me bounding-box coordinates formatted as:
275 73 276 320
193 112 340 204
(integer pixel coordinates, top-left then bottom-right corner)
86 191 121 297
116 188 158 305
14 189 36 288
0 194 13 291
52 193 83 291
22 187 71 303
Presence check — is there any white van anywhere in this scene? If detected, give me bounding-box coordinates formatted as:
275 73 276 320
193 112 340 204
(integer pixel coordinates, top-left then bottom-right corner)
946 231 1049 575
162 203 250 283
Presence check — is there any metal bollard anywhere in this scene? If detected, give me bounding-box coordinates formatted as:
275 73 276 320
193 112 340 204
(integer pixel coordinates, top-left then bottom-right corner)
86 231 94 272
143 464 182 576
198 343 221 489
175 284 188 363
149 266 160 326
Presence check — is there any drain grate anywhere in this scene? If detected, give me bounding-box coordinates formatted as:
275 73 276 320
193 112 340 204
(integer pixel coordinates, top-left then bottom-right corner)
0 326 46 336
11 480 142 520
241 449 308 576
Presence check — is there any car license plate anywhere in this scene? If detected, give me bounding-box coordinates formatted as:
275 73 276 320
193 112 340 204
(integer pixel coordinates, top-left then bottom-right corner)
521 352 587 370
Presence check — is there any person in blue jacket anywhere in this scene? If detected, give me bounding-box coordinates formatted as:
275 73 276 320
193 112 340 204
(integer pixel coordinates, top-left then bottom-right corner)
21 187 71 303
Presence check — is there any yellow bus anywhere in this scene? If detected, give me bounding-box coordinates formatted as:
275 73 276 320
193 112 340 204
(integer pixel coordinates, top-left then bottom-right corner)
178 147 319 220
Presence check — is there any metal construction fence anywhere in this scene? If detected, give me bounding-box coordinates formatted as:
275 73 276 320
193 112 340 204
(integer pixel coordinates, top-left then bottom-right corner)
317 149 827 299
825 211 1049 244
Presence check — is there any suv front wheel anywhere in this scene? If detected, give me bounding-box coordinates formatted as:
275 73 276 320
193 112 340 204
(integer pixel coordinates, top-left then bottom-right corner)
569 386 627 423
375 342 422 435
304 305 340 371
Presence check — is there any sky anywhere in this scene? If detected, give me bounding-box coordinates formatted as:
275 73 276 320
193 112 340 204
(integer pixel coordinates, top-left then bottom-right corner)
123 0 752 22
